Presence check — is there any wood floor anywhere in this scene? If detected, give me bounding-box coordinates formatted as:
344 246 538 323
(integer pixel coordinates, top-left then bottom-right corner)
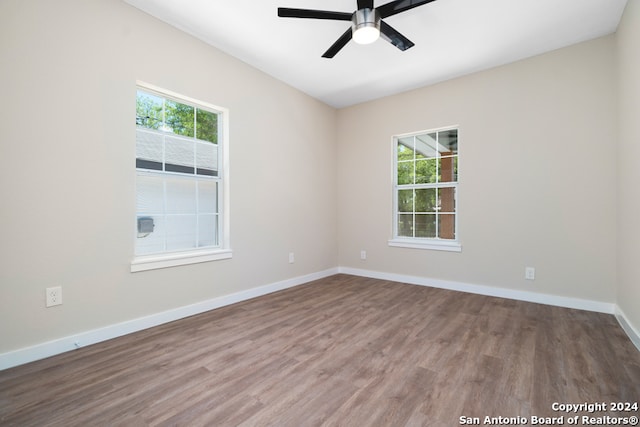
1 274 639 426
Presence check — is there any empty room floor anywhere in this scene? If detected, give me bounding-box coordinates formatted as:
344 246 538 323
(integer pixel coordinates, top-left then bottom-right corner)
1 274 639 426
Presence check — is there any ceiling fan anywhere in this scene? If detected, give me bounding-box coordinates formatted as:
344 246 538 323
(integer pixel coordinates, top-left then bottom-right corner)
278 0 437 58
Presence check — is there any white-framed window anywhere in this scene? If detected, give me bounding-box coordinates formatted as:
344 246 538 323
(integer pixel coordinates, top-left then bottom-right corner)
131 82 231 272
389 127 461 252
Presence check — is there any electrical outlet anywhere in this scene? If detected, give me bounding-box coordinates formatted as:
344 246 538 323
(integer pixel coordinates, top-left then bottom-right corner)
46 286 62 307
289 252 295 264
525 267 535 280
360 250 367 260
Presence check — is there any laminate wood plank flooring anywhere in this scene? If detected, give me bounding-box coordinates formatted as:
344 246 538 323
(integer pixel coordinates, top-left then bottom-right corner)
1 274 639 426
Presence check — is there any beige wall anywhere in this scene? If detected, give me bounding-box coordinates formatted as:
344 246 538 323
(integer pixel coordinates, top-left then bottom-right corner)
337 36 618 302
0 0 337 353
616 0 640 334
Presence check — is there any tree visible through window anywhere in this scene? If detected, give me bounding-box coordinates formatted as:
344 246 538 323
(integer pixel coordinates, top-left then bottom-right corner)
393 128 458 243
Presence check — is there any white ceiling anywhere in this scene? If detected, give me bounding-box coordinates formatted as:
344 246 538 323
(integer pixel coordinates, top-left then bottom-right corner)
124 0 628 108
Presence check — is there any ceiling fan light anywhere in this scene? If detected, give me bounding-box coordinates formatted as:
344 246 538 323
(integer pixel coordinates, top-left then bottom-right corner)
353 26 380 44
352 8 380 45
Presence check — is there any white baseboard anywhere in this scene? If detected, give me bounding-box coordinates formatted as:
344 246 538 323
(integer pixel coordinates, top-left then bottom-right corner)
615 306 640 352
2 266 636 371
0 268 339 371
338 267 616 314
344 265 636 351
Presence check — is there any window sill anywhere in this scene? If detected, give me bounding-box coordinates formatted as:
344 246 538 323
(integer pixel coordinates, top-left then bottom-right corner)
131 249 232 272
388 238 462 252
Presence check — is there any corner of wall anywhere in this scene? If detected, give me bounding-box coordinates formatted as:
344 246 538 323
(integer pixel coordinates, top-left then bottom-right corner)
615 0 640 346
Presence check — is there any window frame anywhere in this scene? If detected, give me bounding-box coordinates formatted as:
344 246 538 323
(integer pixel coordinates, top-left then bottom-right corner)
389 126 461 252
131 81 231 272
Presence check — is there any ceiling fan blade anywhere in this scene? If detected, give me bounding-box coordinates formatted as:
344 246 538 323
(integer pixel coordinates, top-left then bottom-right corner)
379 20 415 51
278 8 352 21
357 0 374 10
377 0 437 19
322 28 353 58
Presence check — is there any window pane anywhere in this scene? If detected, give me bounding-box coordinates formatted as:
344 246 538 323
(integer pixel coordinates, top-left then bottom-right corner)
198 214 217 247
415 214 436 238
438 213 456 239
136 174 164 214
397 137 414 161
415 158 437 184
166 215 197 251
165 176 197 214
198 180 217 214
415 133 437 158
415 188 437 212
196 108 217 144
165 100 194 137
398 214 413 237
196 141 217 176
136 130 163 170
398 189 414 212
438 214 456 240
136 91 163 129
397 161 414 185
165 135 195 174
439 156 458 183
438 129 458 155
438 187 456 213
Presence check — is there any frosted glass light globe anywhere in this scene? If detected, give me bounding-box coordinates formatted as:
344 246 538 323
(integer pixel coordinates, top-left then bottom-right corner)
353 26 380 44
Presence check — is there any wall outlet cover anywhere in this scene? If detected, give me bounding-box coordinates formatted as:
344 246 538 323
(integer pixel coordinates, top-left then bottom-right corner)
525 267 536 280
46 286 63 307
